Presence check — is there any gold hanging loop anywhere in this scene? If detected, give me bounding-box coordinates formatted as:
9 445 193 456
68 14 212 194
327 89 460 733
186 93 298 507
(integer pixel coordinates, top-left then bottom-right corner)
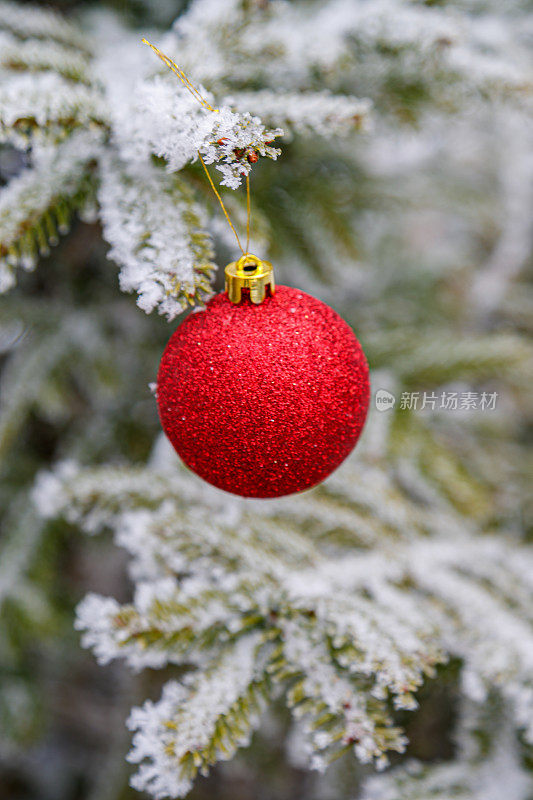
225 253 275 305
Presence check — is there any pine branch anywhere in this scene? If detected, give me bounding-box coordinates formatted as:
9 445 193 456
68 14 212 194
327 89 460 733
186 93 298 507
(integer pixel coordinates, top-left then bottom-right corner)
165 0 531 105
97 155 217 319
0 72 107 146
361 703 533 800
34 447 533 797
394 333 533 387
126 635 267 799
75 575 271 670
0 309 120 467
280 620 409 772
0 31 92 84
31 454 431 554
224 90 372 138
0 132 100 291
364 329 533 388
124 75 282 189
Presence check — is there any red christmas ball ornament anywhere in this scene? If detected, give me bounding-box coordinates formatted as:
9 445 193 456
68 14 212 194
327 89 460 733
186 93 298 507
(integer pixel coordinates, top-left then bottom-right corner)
157 254 369 498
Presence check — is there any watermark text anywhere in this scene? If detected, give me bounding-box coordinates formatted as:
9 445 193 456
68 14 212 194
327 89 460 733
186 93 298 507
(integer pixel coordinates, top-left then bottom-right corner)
375 390 498 412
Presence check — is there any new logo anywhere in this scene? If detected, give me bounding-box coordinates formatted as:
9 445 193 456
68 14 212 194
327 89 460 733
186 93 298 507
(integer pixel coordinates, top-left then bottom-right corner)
375 389 396 412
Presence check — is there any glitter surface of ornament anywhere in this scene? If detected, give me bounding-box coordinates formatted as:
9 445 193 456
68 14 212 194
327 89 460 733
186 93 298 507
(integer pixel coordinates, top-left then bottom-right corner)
157 286 369 498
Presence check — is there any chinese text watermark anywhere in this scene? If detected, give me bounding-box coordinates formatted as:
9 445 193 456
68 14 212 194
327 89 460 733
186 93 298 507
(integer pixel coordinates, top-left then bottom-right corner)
375 389 498 412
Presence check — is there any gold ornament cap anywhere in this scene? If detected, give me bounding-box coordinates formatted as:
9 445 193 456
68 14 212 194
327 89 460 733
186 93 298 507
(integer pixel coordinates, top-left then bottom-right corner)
225 253 275 305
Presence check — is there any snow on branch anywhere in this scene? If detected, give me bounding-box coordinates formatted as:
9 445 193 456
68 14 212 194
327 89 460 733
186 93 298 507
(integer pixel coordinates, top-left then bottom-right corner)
124 76 282 189
127 635 266 799
166 0 531 102
280 618 409 772
0 131 101 292
408 538 533 744
75 571 268 671
361 704 533 800
362 745 529 800
389 331 533 385
223 90 372 138
97 155 216 318
34 450 533 797
0 71 107 146
0 30 91 84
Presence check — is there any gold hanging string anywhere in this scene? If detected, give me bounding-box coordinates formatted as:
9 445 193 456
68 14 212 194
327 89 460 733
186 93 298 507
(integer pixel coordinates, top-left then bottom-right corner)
142 38 251 257
198 154 244 254
141 39 216 112
246 174 251 255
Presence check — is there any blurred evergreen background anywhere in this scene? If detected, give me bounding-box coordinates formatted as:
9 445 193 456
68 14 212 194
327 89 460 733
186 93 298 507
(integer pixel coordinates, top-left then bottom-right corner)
0 0 531 798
